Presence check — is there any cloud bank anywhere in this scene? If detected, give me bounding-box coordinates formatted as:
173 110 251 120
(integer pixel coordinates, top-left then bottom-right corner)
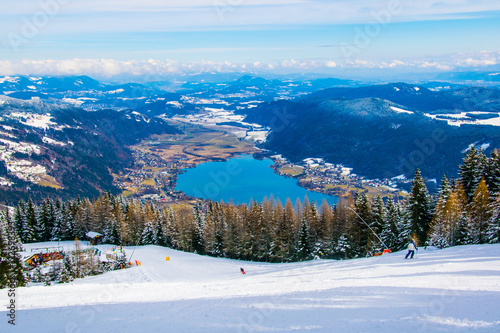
0 52 499 77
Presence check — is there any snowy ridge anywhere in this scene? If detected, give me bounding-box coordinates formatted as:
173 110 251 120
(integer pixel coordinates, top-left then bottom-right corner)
3 242 500 332
390 106 414 114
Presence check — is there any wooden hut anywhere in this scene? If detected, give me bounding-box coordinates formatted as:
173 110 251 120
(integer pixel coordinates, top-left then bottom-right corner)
86 231 104 245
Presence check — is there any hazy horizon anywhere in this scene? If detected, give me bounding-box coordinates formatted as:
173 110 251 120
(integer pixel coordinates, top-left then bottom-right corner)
1 1 500 78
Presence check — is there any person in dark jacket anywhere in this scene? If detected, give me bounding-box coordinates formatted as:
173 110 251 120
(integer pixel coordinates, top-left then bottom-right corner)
240 267 246 274
405 240 418 259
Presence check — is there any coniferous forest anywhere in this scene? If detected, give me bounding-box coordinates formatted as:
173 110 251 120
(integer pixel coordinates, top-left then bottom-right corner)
2 147 500 288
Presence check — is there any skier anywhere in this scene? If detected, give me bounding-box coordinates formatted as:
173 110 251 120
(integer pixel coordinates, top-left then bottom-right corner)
405 240 418 259
240 267 246 274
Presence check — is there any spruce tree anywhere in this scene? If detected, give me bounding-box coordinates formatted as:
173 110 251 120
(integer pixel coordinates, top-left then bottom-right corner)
371 196 386 243
487 195 500 244
37 199 51 242
192 204 205 255
484 149 500 195
24 198 37 243
406 169 432 245
103 218 120 245
141 222 155 245
58 260 73 283
0 217 11 288
334 234 351 260
459 146 487 202
13 200 26 237
353 192 373 256
381 198 400 250
0 215 26 288
296 218 312 261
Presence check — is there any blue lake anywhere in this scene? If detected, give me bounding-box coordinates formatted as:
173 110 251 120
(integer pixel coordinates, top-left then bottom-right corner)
176 155 337 205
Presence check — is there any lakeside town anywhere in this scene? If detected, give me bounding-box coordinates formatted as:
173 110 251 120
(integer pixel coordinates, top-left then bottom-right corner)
113 143 408 206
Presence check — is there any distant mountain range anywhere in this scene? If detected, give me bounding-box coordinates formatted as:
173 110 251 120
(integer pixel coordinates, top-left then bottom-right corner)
0 95 179 204
245 83 500 182
2 74 500 201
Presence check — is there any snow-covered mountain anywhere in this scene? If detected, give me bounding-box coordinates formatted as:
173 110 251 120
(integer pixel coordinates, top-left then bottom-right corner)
0 96 179 203
246 84 500 183
5 242 500 332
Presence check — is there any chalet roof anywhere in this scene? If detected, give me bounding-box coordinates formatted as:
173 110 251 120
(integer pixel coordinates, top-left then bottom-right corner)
85 231 103 239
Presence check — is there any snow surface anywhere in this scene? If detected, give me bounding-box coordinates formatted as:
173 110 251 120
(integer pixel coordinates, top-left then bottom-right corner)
2 243 500 332
0 76 20 84
42 136 67 146
425 112 500 127
390 106 414 114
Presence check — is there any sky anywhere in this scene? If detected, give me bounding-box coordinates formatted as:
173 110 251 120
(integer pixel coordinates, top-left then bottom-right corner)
0 0 500 77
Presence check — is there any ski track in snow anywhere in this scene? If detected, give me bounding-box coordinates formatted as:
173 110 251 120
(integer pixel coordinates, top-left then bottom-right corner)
1 243 500 332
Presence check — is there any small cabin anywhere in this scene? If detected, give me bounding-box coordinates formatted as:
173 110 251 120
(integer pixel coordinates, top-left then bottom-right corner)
86 231 104 246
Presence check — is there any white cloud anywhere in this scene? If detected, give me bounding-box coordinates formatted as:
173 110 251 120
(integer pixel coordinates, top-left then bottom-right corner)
0 52 499 77
325 61 337 68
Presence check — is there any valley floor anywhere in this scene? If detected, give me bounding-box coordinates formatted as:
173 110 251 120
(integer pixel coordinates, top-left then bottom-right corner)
2 243 500 332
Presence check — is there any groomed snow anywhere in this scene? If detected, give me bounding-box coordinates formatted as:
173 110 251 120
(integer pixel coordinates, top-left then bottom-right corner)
2 243 500 332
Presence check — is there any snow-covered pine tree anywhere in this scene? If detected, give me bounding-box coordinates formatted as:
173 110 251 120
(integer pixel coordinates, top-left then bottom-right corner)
115 248 129 270
192 203 205 255
61 201 76 241
48 261 61 282
103 217 120 245
428 196 449 248
484 148 500 196
296 217 312 261
437 175 452 202
58 258 73 283
49 200 64 242
1 211 26 290
0 216 11 288
13 200 26 237
43 273 51 286
32 266 44 283
154 214 167 247
431 175 452 216
459 146 487 202
353 192 373 256
486 195 500 244
381 197 400 251
406 169 432 245
141 221 155 245
164 208 178 249
33 201 48 242
37 199 51 242
334 233 351 260
61 255 75 281
23 198 37 243
371 195 386 249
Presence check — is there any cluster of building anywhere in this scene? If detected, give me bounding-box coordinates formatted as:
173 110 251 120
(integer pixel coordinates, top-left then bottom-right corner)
271 156 403 198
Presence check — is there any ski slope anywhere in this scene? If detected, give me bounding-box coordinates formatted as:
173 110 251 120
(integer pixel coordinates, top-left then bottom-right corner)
2 242 500 332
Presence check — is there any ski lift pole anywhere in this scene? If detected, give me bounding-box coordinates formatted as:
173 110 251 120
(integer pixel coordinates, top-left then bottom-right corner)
346 206 390 250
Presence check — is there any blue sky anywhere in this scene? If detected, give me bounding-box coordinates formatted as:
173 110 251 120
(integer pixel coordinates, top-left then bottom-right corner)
1 0 500 77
